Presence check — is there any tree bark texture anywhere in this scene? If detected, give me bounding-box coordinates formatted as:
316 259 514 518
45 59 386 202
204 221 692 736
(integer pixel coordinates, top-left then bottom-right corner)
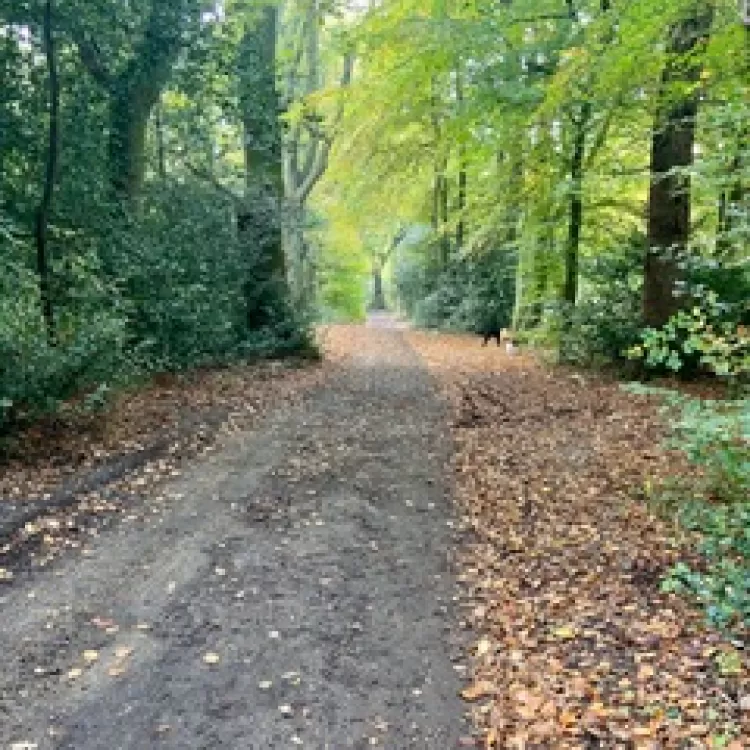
644 4 713 327
563 102 589 306
238 4 287 328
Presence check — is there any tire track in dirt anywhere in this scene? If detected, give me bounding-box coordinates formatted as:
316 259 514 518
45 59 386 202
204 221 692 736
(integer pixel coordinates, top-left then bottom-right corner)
0 324 468 749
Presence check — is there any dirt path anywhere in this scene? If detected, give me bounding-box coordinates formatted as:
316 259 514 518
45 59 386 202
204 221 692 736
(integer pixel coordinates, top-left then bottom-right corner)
0 325 466 749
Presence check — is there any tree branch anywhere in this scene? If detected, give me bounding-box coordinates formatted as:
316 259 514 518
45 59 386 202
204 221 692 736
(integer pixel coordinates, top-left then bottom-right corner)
288 52 353 203
183 162 241 205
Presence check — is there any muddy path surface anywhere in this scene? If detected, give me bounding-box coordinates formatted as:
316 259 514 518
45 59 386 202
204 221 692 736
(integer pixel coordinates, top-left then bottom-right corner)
0 325 467 750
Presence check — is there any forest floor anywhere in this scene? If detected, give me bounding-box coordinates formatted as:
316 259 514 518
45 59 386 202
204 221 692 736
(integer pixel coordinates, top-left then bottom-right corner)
407 331 747 749
0 319 747 749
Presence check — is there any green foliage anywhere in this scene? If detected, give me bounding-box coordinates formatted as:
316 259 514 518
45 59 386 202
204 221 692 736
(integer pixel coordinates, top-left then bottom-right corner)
0 256 128 431
662 501 749 631
0 1 313 438
104 185 247 370
669 394 749 501
629 291 750 380
318 266 367 322
395 240 516 333
237 299 320 361
628 384 749 631
558 239 645 367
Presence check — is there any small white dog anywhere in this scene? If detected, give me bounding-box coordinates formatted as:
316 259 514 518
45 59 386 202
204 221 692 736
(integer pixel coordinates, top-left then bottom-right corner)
500 329 517 355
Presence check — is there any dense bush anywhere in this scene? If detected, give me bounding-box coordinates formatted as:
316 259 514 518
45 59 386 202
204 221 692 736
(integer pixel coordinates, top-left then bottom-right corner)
629 293 750 383
396 240 516 333
557 238 645 367
101 184 249 370
0 182 315 434
0 255 129 431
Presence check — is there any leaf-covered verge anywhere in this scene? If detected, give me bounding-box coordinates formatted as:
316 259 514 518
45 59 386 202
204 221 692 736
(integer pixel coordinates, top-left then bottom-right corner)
0 351 328 574
408 331 748 749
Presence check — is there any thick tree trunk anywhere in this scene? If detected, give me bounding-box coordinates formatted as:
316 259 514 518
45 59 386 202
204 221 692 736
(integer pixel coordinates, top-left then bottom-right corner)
108 93 152 201
283 198 312 308
35 0 59 345
644 5 713 327
74 0 197 201
239 4 287 329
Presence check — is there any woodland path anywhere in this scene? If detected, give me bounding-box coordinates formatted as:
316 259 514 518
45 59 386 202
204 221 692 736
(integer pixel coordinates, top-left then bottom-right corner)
0 321 468 749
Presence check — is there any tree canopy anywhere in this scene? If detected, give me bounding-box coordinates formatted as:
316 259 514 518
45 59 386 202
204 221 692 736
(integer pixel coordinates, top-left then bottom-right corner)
0 0 748 431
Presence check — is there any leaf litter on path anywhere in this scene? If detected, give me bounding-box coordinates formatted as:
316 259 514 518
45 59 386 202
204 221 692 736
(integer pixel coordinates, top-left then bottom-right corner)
408 331 748 749
1 354 328 571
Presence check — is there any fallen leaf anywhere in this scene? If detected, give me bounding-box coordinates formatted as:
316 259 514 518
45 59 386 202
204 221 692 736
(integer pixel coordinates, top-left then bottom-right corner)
552 625 576 640
476 636 492 657
514 689 544 720
461 681 495 701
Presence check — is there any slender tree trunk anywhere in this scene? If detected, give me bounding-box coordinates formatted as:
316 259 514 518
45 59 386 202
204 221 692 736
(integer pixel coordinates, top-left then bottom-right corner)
371 263 386 311
155 103 167 178
644 4 713 327
35 0 59 345
440 168 450 267
456 61 467 250
717 170 746 256
717 23 749 256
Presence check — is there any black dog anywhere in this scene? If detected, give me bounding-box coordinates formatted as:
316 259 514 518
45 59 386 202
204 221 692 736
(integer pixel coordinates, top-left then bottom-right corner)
481 327 502 346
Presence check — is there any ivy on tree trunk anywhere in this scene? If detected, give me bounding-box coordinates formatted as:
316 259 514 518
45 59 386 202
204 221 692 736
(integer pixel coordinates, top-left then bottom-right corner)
238 4 287 329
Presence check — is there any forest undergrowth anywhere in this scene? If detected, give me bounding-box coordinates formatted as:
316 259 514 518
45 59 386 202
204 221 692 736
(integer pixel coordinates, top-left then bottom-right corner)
409 331 748 749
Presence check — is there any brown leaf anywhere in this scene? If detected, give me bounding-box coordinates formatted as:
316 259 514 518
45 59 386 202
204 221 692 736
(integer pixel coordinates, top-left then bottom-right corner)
461 681 495 701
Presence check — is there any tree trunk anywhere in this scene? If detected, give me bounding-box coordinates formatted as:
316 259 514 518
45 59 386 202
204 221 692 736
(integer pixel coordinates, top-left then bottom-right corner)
456 163 466 253
456 61 467 250
35 0 59 345
644 4 713 327
74 0 197 201
440 169 450 267
716 22 749 258
155 103 167 178
238 4 287 329
563 102 589 306
371 263 386 310
283 198 311 307
108 92 152 201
